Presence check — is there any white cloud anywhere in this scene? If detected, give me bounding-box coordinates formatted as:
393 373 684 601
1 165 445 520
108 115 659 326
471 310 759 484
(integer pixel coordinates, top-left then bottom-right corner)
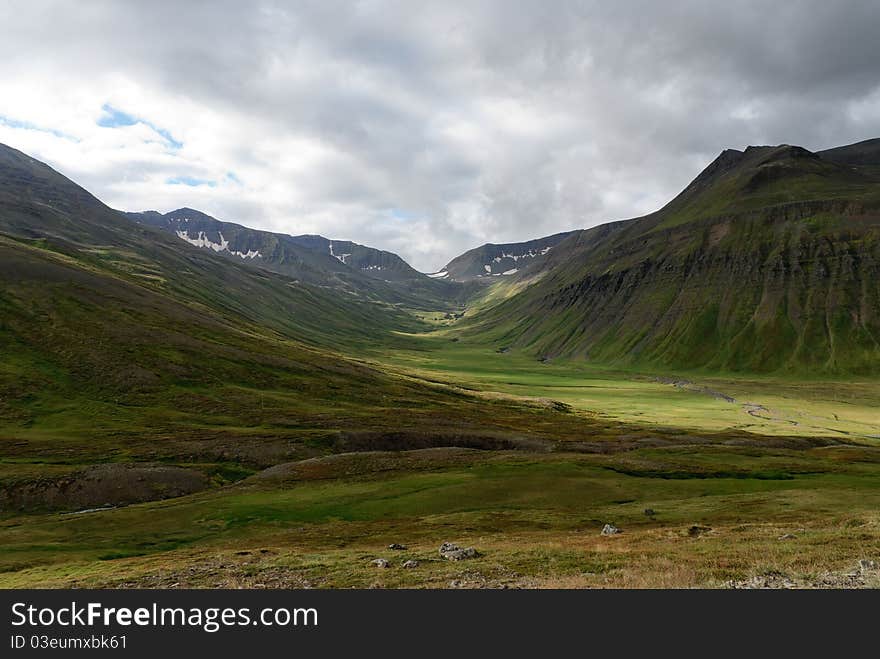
0 1 879 271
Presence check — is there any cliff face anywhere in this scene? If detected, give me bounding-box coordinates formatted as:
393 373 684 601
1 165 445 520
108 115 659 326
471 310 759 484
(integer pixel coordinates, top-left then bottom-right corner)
468 143 880 374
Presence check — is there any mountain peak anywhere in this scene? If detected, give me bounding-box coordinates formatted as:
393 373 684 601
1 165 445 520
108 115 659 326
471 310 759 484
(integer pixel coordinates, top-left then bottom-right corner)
743 143 818 164
167 207 217 221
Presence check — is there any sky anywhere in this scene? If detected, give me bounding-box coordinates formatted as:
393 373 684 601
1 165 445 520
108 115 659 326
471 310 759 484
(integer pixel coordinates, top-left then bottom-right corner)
1 1 879 272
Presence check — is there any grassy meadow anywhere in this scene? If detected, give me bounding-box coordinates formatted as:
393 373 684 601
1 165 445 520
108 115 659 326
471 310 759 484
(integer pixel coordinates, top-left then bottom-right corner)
380 326 880 439
2 314 879 589
2 447 879 588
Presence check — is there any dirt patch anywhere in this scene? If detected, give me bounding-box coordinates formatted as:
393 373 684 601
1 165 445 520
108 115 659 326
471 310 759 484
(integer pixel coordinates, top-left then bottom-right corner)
707 220 731 247
333 430 551 453
252 447 490 483
0 463 211 513
653 376 736 403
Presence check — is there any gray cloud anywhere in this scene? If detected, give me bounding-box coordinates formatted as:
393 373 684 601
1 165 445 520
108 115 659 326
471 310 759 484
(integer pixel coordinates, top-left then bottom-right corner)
1 0 878 271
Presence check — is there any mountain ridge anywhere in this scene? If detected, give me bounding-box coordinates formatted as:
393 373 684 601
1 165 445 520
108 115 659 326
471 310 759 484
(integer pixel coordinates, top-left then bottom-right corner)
437 231 578 282
459 140 880 374
125 206 469 308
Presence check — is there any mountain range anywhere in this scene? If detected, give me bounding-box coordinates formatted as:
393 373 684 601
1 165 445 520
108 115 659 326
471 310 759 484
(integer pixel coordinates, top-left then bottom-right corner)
1 137 878 394
124 207 467 308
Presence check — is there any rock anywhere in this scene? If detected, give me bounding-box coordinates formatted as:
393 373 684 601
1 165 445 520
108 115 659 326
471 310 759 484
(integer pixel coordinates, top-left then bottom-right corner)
778 533 797 540
439 542 479 560
643 508 656 517
388 543 407 550
858 559 877 573
728 571 798 589
402 560 419 569
600 523 620 536
688 525 712 537
448 547 478 560
371 558 390 568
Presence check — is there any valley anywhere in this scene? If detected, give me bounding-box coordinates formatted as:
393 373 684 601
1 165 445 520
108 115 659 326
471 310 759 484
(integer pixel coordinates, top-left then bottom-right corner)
0 140 878 588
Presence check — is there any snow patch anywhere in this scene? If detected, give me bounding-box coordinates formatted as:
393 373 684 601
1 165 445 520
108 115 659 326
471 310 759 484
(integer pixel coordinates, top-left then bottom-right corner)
176 229 227 252
484 264 492 273
175 229 261 259
231 248 262 259
502 268 518 275
491 246 553 264
329 242 352 264
427 270 448 278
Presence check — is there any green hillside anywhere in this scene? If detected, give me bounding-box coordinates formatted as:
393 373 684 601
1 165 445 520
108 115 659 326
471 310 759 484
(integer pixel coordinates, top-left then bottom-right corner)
0 144 430 351
460 143 880 375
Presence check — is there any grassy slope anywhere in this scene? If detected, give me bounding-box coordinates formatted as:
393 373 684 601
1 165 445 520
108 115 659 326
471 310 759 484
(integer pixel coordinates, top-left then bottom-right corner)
459 146 880 375
2 446 878 588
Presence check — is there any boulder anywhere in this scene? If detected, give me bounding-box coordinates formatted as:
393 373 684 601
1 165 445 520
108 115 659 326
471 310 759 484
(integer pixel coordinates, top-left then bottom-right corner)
439 542 479 560
388 543 407 550
402 560 419 569
601 523 620 536
371 558 390 568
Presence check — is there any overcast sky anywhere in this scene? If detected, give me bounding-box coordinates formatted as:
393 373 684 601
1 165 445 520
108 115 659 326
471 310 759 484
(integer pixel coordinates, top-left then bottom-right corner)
1 1 879 271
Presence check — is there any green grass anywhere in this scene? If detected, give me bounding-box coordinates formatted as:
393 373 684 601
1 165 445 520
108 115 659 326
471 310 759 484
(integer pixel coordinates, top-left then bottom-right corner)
1 447 878 588
377 336 880 439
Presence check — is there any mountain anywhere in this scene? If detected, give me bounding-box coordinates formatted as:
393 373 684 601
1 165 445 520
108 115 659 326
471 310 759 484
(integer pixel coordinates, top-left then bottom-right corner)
437 231 577 281
0 142 491 448
286 233 425 282
462 141 880 374
125 207 467 308
0 143 407 432
0 143 428 354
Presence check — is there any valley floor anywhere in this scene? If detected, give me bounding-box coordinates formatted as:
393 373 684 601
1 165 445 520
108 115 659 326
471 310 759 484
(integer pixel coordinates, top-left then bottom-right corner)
1 324 879 589
380 332 880 441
